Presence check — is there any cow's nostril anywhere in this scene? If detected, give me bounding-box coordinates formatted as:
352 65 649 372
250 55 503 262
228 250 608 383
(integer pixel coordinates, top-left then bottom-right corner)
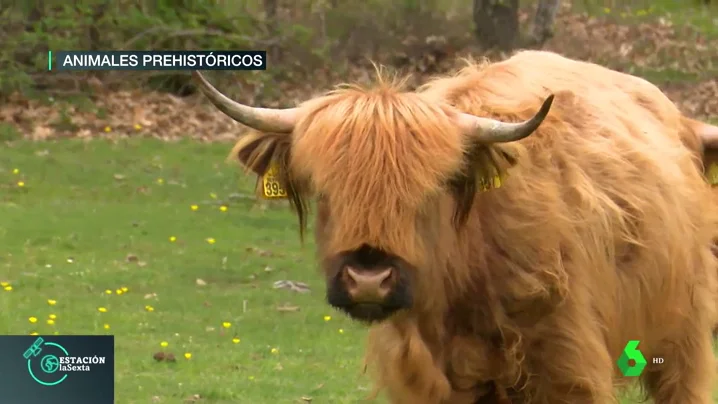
342 268 358 289
342 266 395 303
380 270 396 289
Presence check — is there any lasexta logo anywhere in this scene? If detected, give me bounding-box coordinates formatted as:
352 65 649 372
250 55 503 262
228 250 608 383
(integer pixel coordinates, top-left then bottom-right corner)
617 340 647 377
23 336 106 386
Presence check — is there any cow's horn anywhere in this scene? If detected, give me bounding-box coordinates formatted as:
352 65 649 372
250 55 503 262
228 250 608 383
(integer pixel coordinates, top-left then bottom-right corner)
193 71 298 133
457 94 555 143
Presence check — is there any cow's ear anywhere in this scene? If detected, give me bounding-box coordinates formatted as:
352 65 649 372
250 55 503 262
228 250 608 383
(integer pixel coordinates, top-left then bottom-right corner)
227 131 292 176
467 142 522 189
448 142 523 227
228 130 310 238
684 118 718 185
700 122 718 185
705 147 718 186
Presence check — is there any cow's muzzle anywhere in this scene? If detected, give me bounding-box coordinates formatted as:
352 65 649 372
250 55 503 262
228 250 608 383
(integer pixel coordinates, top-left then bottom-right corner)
326 246 413 323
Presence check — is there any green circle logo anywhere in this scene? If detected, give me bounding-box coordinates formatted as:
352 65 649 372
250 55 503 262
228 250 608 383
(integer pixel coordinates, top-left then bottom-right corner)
40 355 60 373
23 337 69 386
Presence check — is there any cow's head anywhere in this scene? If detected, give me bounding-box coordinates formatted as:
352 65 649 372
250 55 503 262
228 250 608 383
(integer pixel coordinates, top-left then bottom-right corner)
194 71 553 323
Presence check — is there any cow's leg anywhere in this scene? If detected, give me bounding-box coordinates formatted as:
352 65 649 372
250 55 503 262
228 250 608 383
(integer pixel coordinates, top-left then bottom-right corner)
521 312 616 404
640 326 715 404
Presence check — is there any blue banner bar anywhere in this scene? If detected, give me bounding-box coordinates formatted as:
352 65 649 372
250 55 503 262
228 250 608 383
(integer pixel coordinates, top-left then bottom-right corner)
52 51 267 71
0 335 114 403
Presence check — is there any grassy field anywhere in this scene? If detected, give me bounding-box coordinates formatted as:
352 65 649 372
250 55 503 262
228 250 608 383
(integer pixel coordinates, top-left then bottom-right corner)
2 138 718 404
0 138 369 403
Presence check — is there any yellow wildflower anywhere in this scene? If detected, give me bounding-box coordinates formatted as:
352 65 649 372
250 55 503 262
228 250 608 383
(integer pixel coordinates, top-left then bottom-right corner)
116 289 123 295
17 181 25 187
145 305 154 312
47 319 55 325
121 287 129 293
29 317 38 324
104 324 110 330
184 353 192 360
134 124 142 130
323 315 331 322
104 126 111 132
219 205 228 212
270 348 278 354
206 238 216 244
210 193 217 199
12 168 19 174
30 332 38 336
222 322 231 328
4 285 12 291
190 204 199 211
98 307 108 313
47 299 57 306
232 338 240 344
160 341 168 348
105 289 112 295
169 236 176 242
49 314 57 320
0 282 8 287
338 329 344 334
156 178 164 185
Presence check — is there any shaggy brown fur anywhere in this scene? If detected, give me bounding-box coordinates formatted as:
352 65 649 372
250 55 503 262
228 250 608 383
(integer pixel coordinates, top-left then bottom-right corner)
675 117 718 338
228 50 718 404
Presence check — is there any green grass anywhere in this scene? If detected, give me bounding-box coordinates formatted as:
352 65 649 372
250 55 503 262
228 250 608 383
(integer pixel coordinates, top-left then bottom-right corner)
572 0 718 84
0 138 368 403
1 138 717 403
648 0 718 38
575 0 718 36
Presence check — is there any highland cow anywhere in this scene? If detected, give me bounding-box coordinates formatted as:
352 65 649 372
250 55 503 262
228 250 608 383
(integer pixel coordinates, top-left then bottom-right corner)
194 50 718 404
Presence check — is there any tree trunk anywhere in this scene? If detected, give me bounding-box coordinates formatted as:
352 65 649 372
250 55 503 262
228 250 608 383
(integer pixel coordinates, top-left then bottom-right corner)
472 0 520 51
14 4 44 66
87 1 111 51
24 4 43 32
263 0 280 64
527 0 561 47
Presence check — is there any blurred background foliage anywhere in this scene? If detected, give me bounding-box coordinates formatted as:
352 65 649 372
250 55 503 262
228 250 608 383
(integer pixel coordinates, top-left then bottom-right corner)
1 0 477 101
0 1 715 107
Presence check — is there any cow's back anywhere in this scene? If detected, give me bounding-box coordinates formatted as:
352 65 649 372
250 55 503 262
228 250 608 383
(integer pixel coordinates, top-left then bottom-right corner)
423 50 717 376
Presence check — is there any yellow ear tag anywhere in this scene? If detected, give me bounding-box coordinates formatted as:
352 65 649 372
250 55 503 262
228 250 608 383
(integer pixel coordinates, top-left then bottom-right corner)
708 162 718 186
260 161 288 199
479 175 504 192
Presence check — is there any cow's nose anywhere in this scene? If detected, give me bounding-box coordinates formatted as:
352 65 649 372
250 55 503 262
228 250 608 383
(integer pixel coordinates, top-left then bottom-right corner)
341 266 396 303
